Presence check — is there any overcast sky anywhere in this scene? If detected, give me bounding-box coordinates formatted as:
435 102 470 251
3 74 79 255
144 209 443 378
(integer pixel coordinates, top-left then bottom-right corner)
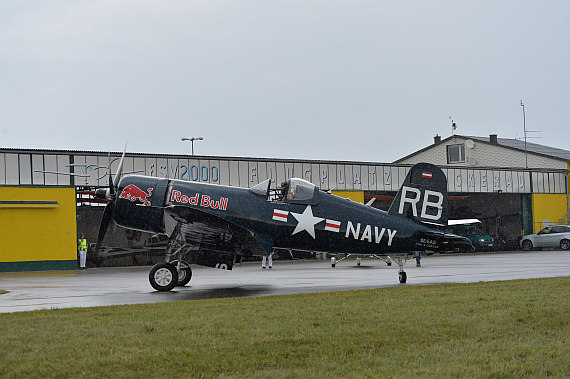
1 1 568 162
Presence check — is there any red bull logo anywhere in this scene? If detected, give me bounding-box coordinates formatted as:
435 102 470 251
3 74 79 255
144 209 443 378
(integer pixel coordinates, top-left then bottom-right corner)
119 184 153 206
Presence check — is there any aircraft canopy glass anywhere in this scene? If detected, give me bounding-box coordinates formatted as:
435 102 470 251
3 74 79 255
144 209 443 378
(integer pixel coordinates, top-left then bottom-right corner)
286 178 316 202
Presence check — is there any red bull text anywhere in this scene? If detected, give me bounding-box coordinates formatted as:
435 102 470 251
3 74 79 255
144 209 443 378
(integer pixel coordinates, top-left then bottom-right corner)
170 190 228 211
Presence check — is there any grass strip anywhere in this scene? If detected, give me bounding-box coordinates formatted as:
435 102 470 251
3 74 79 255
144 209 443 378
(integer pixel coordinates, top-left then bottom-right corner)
1 277 568 378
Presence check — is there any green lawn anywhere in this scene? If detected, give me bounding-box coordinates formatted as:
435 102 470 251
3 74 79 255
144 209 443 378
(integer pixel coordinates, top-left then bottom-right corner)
1 277 568 378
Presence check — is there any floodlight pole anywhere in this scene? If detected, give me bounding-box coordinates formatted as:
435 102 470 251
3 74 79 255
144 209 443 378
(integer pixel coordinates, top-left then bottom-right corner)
181 137 204 156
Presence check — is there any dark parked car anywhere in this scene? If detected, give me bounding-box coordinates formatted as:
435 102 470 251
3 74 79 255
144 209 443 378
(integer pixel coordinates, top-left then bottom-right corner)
447 219 494 251
520 225 570 251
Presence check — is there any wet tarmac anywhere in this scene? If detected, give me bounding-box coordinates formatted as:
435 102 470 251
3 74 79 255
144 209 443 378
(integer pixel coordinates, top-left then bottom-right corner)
1 250 569 313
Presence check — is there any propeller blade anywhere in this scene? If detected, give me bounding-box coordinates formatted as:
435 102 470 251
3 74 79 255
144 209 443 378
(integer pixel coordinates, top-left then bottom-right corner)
108 169 114 196
94 201 114 263
95 142 126 264
113 142 127 189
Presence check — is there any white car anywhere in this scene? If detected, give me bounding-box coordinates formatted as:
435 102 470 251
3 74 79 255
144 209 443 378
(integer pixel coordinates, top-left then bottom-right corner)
520 225 570 251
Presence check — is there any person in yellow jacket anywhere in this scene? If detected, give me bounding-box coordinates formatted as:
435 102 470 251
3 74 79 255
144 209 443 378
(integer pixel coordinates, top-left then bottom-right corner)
77 234 87 269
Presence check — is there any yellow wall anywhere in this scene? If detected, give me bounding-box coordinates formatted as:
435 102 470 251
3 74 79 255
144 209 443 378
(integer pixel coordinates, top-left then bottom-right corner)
331 191 365 204
0 187 77 271
531 193 569 233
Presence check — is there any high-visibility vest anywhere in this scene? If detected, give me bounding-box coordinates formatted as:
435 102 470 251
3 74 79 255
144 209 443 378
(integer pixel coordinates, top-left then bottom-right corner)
78 239 87 251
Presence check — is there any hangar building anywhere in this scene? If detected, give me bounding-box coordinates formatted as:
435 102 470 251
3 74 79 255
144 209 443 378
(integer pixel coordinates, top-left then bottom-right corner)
1 134 568 271
395 134 570 240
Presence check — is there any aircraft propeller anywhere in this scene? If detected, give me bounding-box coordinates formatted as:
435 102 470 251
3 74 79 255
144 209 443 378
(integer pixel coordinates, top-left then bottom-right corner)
93 144 126 264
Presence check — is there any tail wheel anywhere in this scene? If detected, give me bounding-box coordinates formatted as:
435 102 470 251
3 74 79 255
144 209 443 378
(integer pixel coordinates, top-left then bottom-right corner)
170 260 193 286
149 262 178 292
560 239 570 250
521 240 533 251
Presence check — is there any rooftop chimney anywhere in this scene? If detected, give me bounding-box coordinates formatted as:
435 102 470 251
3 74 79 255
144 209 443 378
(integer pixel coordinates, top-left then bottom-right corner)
489 134 498 144
434 134 441 144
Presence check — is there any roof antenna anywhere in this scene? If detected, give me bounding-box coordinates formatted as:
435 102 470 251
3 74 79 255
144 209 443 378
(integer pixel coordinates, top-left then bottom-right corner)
520 100 541 168
449 116 457 136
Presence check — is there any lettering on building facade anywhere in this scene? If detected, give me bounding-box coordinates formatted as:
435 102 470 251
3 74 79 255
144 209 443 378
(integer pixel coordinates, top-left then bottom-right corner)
0 151 566 194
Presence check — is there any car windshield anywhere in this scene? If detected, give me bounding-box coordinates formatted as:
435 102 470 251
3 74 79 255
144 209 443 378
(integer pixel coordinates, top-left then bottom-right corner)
468 225 484 234
448 221 484 236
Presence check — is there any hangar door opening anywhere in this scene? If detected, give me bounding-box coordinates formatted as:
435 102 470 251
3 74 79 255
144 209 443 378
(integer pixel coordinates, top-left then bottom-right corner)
448 193 526 250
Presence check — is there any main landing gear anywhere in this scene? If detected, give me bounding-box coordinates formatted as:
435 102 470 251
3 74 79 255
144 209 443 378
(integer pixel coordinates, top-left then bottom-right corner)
149 228 194 292
148 260 193 291
149 262 178 291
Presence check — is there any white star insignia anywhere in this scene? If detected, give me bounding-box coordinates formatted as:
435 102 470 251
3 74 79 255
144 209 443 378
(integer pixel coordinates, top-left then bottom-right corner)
290 205 324 239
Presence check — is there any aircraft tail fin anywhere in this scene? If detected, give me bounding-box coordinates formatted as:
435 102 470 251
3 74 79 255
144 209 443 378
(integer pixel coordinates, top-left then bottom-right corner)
388 163 448 226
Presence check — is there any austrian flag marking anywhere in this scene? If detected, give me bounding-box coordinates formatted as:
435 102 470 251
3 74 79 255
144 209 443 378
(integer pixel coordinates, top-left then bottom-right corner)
273 209 289 222
422 171 433 179
324 219 341 233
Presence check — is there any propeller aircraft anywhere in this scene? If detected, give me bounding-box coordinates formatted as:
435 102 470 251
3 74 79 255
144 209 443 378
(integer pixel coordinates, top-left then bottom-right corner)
95 151 473 291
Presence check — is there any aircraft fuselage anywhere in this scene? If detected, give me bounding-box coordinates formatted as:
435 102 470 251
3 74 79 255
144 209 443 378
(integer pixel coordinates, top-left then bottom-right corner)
113 175 463 256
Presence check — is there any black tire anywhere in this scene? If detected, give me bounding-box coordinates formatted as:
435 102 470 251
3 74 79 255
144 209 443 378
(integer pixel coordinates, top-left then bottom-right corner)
149 262 178 292
398 271 407 284
560 239 570 250
170 260 193 286
521 240 533 251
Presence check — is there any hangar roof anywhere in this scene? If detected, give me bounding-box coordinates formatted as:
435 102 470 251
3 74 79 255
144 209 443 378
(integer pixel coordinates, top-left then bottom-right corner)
465 135 570 162
394 134 570 163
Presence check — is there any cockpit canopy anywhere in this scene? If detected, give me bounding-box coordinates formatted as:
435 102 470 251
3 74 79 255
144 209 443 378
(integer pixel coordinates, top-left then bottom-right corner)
249 178 319 205
286 178 316 202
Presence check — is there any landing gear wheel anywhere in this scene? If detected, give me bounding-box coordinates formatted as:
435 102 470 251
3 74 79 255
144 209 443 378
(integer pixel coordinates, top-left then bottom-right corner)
149 262 178 292
398 271 407 284
356 257 361 266
331 257 336 267
560 239 570 250
521 240 533 251
170 260 192 286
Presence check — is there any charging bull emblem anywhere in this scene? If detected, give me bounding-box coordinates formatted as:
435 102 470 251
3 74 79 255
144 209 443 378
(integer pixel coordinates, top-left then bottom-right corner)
119 184 153 206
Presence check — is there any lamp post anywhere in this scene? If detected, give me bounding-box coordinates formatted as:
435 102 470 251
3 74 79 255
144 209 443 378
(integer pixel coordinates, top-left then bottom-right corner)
181 137 204 156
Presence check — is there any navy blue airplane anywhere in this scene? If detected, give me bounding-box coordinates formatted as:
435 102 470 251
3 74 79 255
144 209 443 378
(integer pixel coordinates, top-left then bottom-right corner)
95 153 472 291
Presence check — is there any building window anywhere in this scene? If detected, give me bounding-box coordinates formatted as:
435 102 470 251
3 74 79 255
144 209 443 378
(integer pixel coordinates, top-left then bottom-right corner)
447 144 465 164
